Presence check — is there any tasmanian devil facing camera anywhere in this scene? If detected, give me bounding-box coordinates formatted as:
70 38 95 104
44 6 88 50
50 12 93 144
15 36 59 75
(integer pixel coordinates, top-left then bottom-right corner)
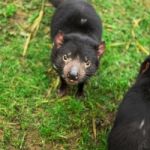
108 56 150 150
50 0 105 97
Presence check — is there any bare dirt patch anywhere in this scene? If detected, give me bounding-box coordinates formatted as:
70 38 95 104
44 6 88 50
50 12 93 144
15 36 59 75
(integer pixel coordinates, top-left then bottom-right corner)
25 129 42 150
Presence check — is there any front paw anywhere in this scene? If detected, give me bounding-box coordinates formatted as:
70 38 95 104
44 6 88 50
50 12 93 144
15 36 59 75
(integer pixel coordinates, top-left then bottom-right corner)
57 88 68 97
75 91 85 99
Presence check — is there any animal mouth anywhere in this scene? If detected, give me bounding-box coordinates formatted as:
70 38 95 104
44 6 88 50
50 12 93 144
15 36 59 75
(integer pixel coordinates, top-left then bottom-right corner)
65 78 79 85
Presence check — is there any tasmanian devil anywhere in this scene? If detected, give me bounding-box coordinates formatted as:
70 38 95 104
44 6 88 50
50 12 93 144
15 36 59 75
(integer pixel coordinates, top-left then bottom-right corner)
108 56 150 150
49 0 105 97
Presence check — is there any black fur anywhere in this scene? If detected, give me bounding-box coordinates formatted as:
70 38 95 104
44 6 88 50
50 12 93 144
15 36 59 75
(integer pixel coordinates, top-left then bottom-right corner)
50 0 64 7
108 56 150 150
50 0 104 97
50 0 86 8
51 0 102 41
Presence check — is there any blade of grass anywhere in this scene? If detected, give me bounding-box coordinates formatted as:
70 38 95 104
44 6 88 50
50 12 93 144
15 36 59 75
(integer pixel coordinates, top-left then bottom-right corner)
22 0 45 57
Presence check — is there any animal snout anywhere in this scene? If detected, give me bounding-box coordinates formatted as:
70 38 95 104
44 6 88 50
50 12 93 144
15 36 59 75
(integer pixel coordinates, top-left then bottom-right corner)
67 66 79 81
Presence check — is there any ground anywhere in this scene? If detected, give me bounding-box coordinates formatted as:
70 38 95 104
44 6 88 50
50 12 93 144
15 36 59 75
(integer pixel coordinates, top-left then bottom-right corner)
0 0 150 149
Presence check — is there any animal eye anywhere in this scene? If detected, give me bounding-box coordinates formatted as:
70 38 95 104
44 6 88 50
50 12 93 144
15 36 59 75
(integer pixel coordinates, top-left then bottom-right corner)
63 54 68 61
85 60 91 67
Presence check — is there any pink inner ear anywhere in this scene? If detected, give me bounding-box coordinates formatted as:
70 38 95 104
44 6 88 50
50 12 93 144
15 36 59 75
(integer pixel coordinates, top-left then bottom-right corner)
54 32 64 48
97 41 105 58
142 62 150 73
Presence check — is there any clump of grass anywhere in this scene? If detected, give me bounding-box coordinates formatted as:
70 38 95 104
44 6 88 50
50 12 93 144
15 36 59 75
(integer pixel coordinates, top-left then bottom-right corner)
5 4 17 17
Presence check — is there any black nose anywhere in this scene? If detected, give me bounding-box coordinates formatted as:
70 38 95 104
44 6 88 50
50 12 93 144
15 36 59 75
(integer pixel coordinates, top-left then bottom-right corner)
67 72 79 81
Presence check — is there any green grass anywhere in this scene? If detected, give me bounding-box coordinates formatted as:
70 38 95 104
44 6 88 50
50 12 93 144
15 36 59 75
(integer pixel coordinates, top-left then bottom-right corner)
0 0 150 149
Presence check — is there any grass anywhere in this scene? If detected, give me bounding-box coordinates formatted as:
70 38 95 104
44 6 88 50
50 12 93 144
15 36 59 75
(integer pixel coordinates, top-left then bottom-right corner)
0 0 150 149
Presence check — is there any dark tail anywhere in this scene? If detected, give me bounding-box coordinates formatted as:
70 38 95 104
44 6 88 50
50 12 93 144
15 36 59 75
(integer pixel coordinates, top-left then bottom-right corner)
49 0 65 7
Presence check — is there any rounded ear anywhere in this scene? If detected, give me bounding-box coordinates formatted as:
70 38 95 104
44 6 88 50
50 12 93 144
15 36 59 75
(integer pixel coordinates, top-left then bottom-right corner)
140 57 150 74
54 31 64 48
97 41 105 58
